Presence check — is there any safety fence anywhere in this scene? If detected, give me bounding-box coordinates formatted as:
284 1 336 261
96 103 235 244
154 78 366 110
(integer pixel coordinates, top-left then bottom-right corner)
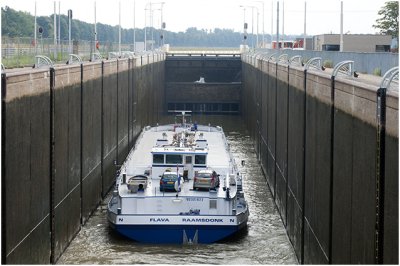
1 36 134 68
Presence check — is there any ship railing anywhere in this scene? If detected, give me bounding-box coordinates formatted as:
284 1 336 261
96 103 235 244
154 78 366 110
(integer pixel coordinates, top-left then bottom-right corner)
220 131 239 174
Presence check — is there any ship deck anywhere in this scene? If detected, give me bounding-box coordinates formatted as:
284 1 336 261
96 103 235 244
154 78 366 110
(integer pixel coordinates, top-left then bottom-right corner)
118 124 237 199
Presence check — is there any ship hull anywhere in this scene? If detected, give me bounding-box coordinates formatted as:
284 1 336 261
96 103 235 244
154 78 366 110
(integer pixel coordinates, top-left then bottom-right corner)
108 210 249 244
110 221 247 244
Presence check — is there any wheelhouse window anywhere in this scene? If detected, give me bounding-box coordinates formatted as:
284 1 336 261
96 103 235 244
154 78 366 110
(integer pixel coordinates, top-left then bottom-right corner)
166 154 182 164
185 156 192 164
153 154 164 164
195 155 206 165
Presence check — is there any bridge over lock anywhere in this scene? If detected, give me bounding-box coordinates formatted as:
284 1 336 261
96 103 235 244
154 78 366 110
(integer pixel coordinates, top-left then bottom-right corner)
1 49 398 264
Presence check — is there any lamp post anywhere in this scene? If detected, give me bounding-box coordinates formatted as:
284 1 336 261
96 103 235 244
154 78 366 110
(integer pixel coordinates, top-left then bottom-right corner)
240 6 247 45
119 1 121 55
58 1 60 55
68 9 72 54
144 2 151 51
145 2 165 51
94 1 97 58
34 2 37 55
340 1 343 52
133 0 136 52
160 2 165 48
53 1 56 60
276 1 279 50
253 1 265 48
271 0 273 49
240 5 258 50
304 1 307 50
152 2 165 49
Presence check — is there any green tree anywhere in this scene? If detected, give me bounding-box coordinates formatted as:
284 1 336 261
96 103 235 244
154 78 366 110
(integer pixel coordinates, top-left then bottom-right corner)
2 6 34 37
1 6 270 47
373 1 399 47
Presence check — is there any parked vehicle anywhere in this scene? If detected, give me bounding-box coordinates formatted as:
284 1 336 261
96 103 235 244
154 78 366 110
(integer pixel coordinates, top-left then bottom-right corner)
160 171 180 191
193 169 220 190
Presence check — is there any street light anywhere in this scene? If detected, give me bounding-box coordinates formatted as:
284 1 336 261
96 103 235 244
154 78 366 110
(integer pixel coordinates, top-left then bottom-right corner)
152 8 166 48
240 6 247 45
145 2 165 51
253 1 265 48
160 2 165 47
68 9 72 53
144 2 150 51
240 5 259 49
133 0 136 52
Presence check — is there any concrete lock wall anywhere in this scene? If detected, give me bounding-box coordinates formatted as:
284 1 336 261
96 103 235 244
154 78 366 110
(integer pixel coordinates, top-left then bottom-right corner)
1 53 165 264
242 53 398 264
2 69 51 264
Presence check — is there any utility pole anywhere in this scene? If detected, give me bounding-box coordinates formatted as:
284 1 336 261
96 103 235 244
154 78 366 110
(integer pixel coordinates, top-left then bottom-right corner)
68 9 72 54
276 1 279 50
282 0 284 42
58 2 60 56
304 1 307 49
145 3 148 51
256 9 259 48
133 0 136 52
340 1 343 52
160 2 165 48
94 1 97 59
262 2 265 48
119 1 121 55
151 4 154 50
34 1 37 55
271 0 273 49
54 1 57 59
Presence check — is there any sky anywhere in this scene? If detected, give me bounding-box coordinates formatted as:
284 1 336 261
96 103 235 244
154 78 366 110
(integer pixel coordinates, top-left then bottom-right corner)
1 0 388 36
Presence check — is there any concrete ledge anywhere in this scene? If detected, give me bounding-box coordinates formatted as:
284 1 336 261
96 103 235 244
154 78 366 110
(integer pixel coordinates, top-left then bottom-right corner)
82 62 102 83
5 69 50 102
306 71 333 106
54 64 81 90
118 58 130 72
386 91 399 137
261 60 269 74
268 61 277 77
103 60 118 76
334 79 377 126
289 66 305 92
277 63 288 83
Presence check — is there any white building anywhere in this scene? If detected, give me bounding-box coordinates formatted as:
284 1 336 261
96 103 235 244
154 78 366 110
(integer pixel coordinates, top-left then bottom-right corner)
313 34 392 52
